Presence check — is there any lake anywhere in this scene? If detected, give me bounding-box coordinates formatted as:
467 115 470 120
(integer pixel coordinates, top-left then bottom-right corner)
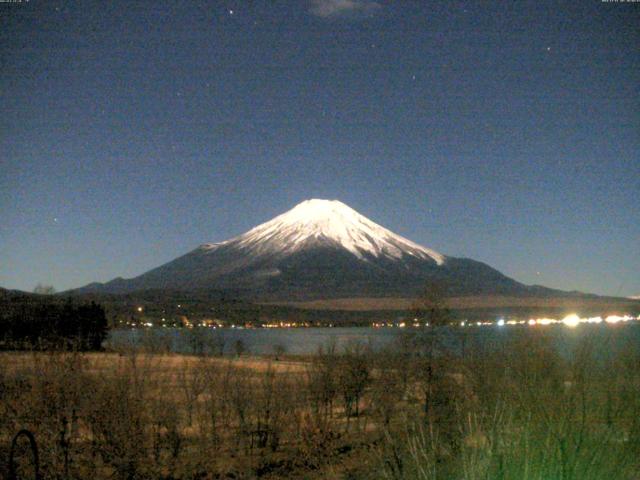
106 322 640 358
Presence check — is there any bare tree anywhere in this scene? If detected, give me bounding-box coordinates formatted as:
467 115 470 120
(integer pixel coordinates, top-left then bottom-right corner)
33 284 56 295
306 349 338 422
234 339 247 357
178 359 207 426
410 281 451 328
337 342 370 422
273 344 286 361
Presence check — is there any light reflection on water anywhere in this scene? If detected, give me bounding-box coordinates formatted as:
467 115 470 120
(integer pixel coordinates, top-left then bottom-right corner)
107 322 640 358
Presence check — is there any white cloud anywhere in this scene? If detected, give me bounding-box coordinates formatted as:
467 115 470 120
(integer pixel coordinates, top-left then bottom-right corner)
309 0 381 18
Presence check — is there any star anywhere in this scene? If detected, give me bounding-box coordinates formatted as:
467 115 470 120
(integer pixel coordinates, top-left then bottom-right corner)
229 9 234 15
546 47 552 52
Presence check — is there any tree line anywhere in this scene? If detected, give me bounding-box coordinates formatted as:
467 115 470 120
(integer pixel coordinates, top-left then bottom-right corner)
0 300 108 351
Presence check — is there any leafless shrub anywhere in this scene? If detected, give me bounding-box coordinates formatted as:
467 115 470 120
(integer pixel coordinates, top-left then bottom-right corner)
233 339 247 357
336 341 371 423
272 343 286 360
84 358 153 480
177 358 207 426
306 349 338 422
369 350 407 428
198 361 229 450
296 410 340 470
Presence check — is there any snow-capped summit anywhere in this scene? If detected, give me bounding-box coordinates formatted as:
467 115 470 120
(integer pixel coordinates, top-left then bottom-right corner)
202 199 445 265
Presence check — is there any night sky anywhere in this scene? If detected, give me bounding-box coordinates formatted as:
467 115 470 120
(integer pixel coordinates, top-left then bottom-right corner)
1 0 638 296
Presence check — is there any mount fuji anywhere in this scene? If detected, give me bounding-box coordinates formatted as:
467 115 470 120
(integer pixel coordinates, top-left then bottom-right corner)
76 199 552 300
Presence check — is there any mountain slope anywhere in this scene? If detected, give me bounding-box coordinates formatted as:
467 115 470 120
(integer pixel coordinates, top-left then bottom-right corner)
75 199 550 300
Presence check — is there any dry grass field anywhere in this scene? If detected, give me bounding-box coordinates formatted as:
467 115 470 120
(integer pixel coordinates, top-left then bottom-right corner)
270 295 640 312
1 329 639 479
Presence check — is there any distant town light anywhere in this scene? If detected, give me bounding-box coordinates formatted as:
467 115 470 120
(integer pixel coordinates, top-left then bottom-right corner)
137 306 143 312
562 314 580 328
537 318 556 326
497 319 505 326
